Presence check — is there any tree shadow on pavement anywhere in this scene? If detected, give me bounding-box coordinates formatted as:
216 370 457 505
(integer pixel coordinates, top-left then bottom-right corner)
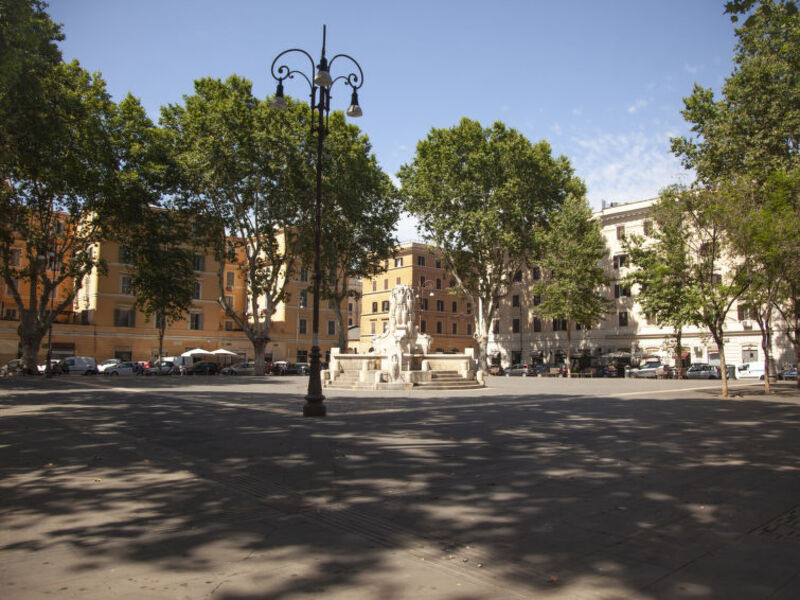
1 381 799 599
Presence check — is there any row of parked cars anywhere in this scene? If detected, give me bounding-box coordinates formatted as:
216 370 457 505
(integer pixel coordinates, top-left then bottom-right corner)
488 361 798 380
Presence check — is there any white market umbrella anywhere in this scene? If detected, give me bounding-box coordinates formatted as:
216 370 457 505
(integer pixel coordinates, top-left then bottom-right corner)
181 348 213 357
211 349 238 356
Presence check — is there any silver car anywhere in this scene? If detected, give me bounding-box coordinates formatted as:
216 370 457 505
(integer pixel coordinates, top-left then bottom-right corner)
106 361 137 376
630 363 664 378
685 364 721 379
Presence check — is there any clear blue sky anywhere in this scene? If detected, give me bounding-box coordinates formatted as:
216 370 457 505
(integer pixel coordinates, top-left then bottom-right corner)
48 0 738 241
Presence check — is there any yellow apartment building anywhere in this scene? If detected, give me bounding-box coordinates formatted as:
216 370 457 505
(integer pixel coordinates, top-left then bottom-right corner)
359 242 477 354
0 234 358 366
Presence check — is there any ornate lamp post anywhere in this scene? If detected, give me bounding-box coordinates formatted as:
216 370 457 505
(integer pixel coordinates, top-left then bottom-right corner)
269 26 363 417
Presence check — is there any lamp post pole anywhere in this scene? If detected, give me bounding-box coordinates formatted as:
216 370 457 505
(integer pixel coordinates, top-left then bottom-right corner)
269 26 363 417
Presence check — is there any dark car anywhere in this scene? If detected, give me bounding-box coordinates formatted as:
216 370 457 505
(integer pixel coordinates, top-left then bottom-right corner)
143 360 178 375
779 367 797 381
506 363 536 376
270 361 300 375
186 361 219 375
295 362 311 375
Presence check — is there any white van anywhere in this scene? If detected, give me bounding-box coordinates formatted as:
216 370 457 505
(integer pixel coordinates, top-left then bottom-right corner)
738 362 766 379
58 356 98 375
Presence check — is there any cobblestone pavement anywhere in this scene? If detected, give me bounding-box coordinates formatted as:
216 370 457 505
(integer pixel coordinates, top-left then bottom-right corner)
1 375 799 599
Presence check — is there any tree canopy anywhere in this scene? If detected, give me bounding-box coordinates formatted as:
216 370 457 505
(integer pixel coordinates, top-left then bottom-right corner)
399 117 584 371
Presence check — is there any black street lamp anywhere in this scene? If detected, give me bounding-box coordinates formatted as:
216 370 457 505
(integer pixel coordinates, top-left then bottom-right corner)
269 25 363 417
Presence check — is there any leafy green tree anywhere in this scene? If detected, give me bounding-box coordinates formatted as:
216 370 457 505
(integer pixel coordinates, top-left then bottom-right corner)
399 118 584 371
672 0 800 385
532 194 610 377
162 76 314 377
0 53 126 373
623 189 702 378
669 187 749 397
313 113 400 352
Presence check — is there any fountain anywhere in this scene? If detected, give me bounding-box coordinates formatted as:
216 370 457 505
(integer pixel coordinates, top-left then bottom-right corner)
324 285 483 390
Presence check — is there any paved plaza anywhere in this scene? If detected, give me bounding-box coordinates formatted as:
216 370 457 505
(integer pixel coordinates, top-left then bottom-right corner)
1 375 799 599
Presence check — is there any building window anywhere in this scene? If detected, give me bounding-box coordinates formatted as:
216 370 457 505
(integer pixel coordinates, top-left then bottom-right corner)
372 301 378 313
420 298 428 310
436 278 442 290
10 248 21 267
327 320 336 335
435 259 442 269
396 277 401 285
512 294 520 307
192 281 201 300
420 320 427 333
467 323 472 335
224 295 233 308
532 266 541 280
420 275 426 286
417 255 426 266
119 246 134 264
613 254 627 270
614 284 630 298
226 271 235 289
553 319 567 331
193 254 205 271
492 320 500 334
618 311 629 327
3 308 18 320
225 320 234 331
643 220 653 236
297 291 307 308
372 280 377 291
737 305 758 321
382 300 390 312
452 301 458 312
348 302 353 312
370 320 376 334
452 322 457 334
299 318 307 334
711 273 723 285
189 313 203 330
382 321 388 332
436 300 444 312
436 321 443 334
300 267 309 282
384 279 388 290
296 349 308 363
512 270 522 282
120 274 133 295
466 303 471 314
616 225 625 240
394 257 403 267
114 308 136 327
512 318 520 333
533 317 541 332
348 317 353 326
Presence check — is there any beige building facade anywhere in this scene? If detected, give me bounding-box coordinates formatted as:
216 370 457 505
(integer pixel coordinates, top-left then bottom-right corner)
487 197 796 371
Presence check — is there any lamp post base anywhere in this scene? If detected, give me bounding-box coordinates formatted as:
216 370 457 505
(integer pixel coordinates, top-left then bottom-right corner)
302 399 327 417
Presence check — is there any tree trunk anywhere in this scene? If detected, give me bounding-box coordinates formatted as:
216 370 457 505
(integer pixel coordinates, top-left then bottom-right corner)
475 296 491 373
157 321 165 374
252 337 267 377
335 304 347 353
717 337 729 398
18 316 45 375
565 324 572 378
760 318 772 394
675 328 683 379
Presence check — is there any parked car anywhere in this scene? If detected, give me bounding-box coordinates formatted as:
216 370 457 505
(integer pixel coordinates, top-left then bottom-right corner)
221 362 256 376
186 361 219 375
143 360 178 375
57 356 98 375
779 367 797 381
1 358 24 376
295 362 311 375
270 361 300 375
506 363 536 377
685 364 721 379
488 364 505 376
97 358 122 373
737 363 766 379
106 361 137 376
629 362 664 378
37 359 61 374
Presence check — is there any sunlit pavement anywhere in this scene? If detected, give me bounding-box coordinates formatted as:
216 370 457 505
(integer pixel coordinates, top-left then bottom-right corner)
1 376 799 599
